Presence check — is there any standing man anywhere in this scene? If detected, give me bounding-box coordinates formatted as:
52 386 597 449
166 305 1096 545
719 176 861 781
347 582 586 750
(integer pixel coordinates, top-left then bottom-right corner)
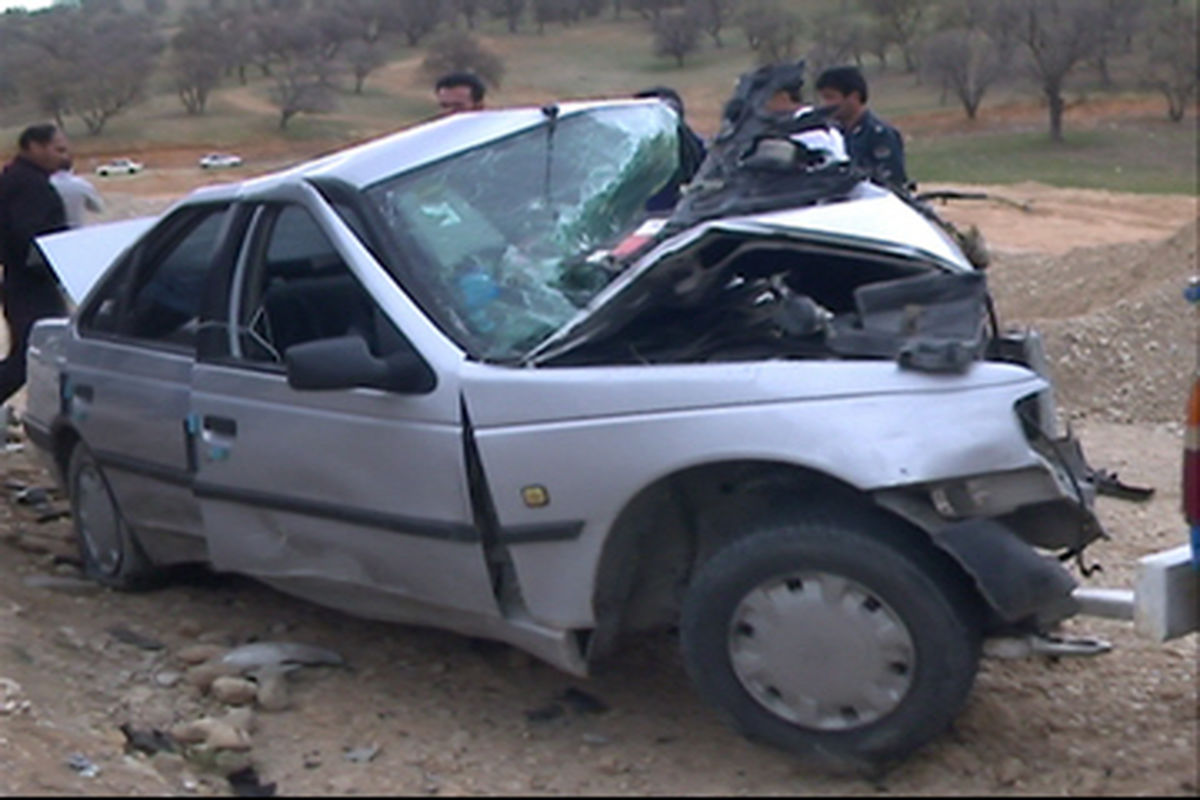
434 72 486 115
634 86 708 212
50 158 104 228
0 124 71 406
815 66 909 191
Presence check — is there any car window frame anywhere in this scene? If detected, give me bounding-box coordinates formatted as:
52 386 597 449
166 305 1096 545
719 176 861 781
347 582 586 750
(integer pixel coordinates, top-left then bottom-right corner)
76 203 234 355
205 201 390 376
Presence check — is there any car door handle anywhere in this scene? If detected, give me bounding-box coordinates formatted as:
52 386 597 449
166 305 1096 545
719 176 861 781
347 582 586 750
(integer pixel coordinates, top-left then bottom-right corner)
202 416 238 437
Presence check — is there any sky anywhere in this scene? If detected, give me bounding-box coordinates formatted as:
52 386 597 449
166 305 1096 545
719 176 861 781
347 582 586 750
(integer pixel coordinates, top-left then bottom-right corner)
2 0 58 12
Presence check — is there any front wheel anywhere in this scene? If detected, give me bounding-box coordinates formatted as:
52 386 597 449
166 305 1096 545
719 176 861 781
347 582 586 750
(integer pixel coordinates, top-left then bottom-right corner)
68 442 159 590
680 515 981 771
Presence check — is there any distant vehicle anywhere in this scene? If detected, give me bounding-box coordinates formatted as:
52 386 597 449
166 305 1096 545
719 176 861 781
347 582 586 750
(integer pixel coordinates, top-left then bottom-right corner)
95 158 143 177
199 153 243 170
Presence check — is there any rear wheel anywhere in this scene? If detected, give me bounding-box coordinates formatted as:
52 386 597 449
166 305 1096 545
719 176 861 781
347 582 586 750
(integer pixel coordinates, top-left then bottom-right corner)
680 513 980 771
68 442 158 589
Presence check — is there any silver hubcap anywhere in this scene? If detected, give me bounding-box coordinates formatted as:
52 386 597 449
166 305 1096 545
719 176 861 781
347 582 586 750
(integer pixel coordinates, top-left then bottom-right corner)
76 465 121 575
729 571 915 731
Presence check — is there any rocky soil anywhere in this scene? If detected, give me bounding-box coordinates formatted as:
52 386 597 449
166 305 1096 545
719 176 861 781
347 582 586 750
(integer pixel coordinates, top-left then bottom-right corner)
0 182 1196 796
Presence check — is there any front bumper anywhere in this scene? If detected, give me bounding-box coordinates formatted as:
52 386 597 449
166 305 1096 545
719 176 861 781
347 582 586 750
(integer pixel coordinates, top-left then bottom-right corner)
1073 542 1199 642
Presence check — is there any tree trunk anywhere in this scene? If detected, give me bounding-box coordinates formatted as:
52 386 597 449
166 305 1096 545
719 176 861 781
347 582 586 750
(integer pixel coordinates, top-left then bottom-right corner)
1047 89 1065 141
355 74 365 94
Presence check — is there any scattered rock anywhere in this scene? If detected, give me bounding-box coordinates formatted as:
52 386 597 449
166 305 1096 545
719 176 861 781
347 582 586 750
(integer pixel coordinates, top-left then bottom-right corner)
22 575 101 595
213 750 255 776
65 752 100 778
177 620 205 638
150 751 189 781
170 720 214 746
582 732 611 746
14 487 50 506
302 751 322 769
202 720 252 752
255 670 290 712
178 644 228 665
0 677 30 715
996 756 1026 786
222 707 257 735
343 744 380 764
211 676 258 706
107 624 165 651
120 723 177 756
186 662 240 692
155 670 183 688
227 765 275 797
220 642 343 673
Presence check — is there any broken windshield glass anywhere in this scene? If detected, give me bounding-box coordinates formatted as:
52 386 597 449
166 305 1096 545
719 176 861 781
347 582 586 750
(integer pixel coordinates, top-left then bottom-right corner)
365 104 679 360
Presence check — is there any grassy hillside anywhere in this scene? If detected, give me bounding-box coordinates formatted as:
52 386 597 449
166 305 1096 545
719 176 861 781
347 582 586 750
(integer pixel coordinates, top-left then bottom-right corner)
1 11 1194 195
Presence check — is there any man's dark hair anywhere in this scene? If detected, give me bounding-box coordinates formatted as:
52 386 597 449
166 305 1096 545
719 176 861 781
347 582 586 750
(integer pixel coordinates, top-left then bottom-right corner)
815 66 869 103
635 86 686 117
18 123 59 151
435 72 486 103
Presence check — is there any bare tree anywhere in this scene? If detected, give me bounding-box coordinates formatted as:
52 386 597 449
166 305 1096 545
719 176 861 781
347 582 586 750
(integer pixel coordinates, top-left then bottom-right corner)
172 13 225 114
922 27 1011 119
741 0 801 64
271 55 340 130
455 0 484 29
861 0 930 73
13 6 162 135
343 40 386 94
630 0 682 23
487 0 526 33
420 30 505 88
532 0 569 33
806 8 867 77
1139 2 1198 122
394 0 444 46
1007 0 1101 141
1091 0 1142 88
687 0 737 48
653 9 701 67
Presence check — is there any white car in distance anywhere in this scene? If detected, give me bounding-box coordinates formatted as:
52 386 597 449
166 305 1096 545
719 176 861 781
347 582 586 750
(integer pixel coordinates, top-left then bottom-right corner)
198 152 243 169
95 158 144 177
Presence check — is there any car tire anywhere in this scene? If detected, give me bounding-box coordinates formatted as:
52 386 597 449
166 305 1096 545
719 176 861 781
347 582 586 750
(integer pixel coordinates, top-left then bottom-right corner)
67 442 159 590
679 511 981 772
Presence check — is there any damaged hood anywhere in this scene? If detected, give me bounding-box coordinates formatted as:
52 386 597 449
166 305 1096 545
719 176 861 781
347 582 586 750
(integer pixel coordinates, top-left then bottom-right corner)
716 184 972 271
35 216 156 304
524 185 974 365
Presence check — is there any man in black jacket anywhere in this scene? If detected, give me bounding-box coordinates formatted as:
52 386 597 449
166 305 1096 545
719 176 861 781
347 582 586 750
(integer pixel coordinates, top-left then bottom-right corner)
0 124 71 405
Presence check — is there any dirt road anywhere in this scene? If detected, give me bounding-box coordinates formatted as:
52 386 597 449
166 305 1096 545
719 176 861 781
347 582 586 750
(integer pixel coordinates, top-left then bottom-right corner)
1 183 1196 796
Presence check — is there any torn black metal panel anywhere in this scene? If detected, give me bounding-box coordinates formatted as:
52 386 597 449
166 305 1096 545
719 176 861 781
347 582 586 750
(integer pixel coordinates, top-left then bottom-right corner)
662 61 866 238
930 518 1080 629
827 271 990 373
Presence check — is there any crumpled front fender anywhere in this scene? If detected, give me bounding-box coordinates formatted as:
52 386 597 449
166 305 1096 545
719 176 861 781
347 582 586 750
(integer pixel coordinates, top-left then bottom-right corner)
930 517 1080 629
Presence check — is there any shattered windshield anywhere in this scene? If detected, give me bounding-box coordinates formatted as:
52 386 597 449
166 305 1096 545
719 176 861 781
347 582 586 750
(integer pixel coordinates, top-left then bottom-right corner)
365 104 679 360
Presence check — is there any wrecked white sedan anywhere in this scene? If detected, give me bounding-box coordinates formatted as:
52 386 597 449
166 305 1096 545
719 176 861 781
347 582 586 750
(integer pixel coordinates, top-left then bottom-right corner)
24 89 1109 770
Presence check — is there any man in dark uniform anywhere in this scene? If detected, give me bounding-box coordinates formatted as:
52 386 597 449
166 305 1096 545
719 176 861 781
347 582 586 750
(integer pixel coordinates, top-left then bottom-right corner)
634 86 708 213
0 123 71 405
815 66 909 191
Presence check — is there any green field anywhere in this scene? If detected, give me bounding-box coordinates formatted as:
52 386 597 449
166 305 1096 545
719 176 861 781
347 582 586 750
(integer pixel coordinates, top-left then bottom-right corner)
907 122 1198 195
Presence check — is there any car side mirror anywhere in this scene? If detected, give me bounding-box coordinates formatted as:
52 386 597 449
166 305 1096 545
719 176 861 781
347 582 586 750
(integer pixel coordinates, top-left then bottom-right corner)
285 335 436 394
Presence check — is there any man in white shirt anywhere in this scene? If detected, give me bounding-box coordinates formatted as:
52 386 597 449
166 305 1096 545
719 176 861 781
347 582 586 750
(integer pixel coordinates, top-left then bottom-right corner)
50 159 103 228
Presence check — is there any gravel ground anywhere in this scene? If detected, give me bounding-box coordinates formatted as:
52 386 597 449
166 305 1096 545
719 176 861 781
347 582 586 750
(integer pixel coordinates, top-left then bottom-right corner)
0 183 1196 796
